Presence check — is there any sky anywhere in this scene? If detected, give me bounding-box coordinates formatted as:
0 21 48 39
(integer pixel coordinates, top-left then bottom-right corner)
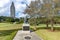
0 0 43 18
0 0 31 18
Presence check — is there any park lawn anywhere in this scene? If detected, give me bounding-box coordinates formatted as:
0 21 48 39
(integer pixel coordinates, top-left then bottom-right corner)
35 29 60 40
0 23 60 40
0 23 22 40
0 23 22 30
0 30 17 40
35 24 60 40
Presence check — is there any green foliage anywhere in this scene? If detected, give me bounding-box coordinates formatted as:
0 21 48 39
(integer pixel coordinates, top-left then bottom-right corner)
6 17 15 23
14 18 19 22
29 16 60 25
29 18 36 25
29 17 47 25
14 18 20 24
19 18 24 23
0 16 20 23
25 0 60 28
54 16 60 24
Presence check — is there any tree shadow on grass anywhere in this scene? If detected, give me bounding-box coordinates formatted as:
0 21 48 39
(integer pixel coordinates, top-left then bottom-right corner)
37 27 60 31
54 27 60 31
30 27 60 32
0 29 19 37
0 30 14 36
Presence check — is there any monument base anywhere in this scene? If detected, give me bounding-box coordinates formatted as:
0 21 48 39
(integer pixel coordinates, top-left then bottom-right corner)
22 23 30 34
22 23 30 31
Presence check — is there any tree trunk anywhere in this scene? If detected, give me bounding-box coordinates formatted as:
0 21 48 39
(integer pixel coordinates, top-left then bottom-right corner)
46 23 48 27
51 26 54 31
34 26 37 31
34 18 37 31
51 18 54 31
46 19 49 28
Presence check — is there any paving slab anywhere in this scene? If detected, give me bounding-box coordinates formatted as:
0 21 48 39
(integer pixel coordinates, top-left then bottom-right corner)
13 30 43 40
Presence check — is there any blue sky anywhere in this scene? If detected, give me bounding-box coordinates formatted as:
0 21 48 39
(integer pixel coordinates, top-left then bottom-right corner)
0 0 31 18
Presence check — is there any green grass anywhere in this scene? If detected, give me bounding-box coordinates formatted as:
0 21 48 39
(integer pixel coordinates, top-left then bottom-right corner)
0 23 60 40
0 23 22 30
0 30 17 40
35 24 60 40
0 23 22 40
35 29 60 40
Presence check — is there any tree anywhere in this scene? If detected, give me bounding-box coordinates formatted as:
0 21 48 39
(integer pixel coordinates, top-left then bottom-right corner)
19 18 24 23
25 0 43 30
25 0 60 31
15 18 19 22
5 17 15 23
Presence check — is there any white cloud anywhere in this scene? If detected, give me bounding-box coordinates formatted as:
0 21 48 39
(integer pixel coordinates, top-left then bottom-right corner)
15 4 26 12
19 13 25 17
0 0 31 18
0 7 8 13
0 7 10 16
15 1 27 12
15 0 23 2
40 0 44 4
32 0 35 1
0 0 10 7
17 13 27 18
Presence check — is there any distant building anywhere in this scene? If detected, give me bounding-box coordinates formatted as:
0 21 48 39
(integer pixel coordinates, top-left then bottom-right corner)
10 2 15 18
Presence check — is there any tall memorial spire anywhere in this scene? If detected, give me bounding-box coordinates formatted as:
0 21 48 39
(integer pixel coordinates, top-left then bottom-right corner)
10 2 15 18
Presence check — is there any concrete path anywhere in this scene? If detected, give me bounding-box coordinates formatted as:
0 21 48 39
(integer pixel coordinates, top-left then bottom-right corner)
13 30 43 40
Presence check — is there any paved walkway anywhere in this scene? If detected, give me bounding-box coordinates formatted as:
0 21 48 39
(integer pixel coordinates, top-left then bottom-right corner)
13 30 43 40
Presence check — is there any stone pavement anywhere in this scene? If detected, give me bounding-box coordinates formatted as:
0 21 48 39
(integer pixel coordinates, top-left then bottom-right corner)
13 30 43 40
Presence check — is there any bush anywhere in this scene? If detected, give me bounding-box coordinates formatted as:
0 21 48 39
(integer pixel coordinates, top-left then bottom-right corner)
14 18 20 22
19 18 24 23
6 17 15 23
